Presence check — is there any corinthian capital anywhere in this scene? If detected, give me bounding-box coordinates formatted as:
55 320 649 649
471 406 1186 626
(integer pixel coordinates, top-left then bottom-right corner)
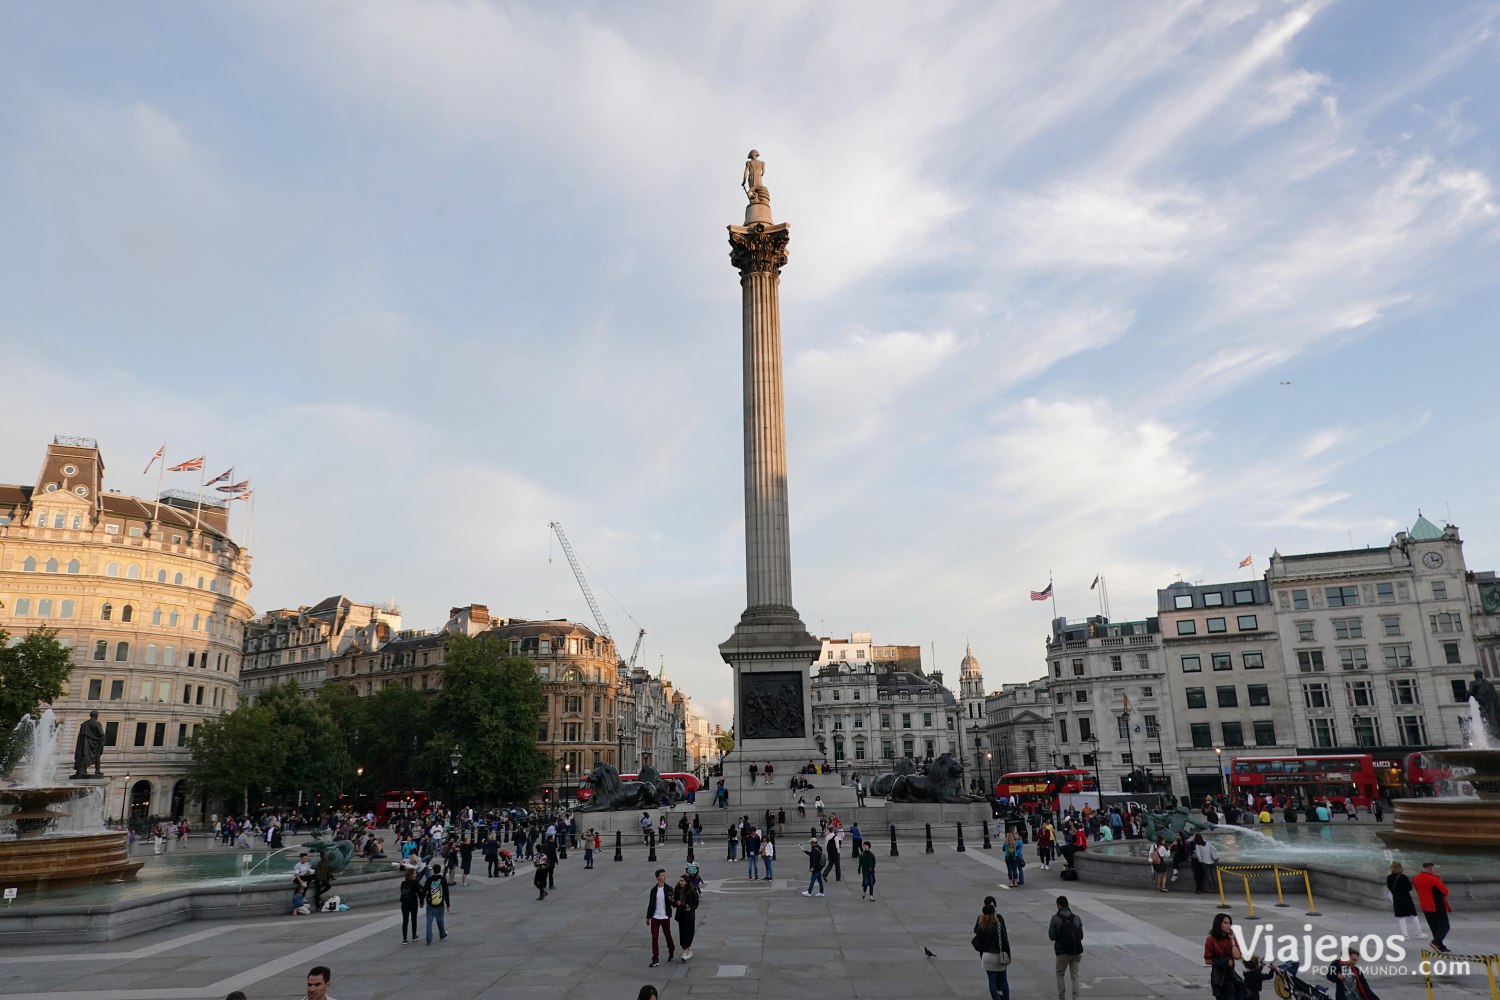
728 223 790 276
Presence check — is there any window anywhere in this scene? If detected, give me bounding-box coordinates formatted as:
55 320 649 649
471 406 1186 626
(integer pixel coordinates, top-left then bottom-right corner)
1185 687 1207 709
1296 621 1315 641
1291 589 1309 610
1140 685 1154 698
1376 581 1394 602
1346 680 1374 707
1206 617 1227 633
21 556 35 573
1326 586 1359 607
1236 615 1258 630
173 572 183 586
565 696 582 713
1431 612 1462 634
1248 684 1270 706
1333 618 1363 639
162 646 176 666
1203 592 1224 607
1212 653 1232 671
1338 647 1369 671
1181 655 1202 673
1144 714 1160 738
1233 589 1255 605
133 723 148 747
126 564 140 579
923 712 933 726
140 680 153 702
1253 721 1277 746
1116 716 1131 739
1243 651 1264 669
44 558 58 573
114 641 129 662
1397 715 1428 746
1443 641 1461 665
1381 616 1402 636
1177 620 1197 635
901 713 912 729
1297 650 1325 672
66 559 79 574
100 602 113 621
1432 581 1447 600
1222 722 1244 747
106 562 118 577
177 724 188 748
1075 690 1088 703
121 605 134 624
1110 655 1122 672
59 599 75 619
183 684 192 704
192 614 200 631
1389 678 1421 705
1382 644 1413 669
1057 719 1068 743
37 598 53 617
1078 718 1093 741
14 598 29 617
144 644 156 664
1352 716 1378 747
152 723 165 747
1307 718 1336 748
1136 653 1149 670
1303 682 1331 708
1452 679 1470 702
1190 723 1212 748
1216 686 1238 708
187 652 195 668
87 679 102 700
881 714 891 728
537 723 548 741
109 679 123 700
1173 594 1193 610
1072 658 1084 676
157 570 167 583
882 741 895 760
92 640 107 661
103 721 118 747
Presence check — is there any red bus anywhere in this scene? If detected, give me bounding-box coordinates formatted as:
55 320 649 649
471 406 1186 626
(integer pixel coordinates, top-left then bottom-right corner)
1229 754 1378 809
372 791 430 827
576 772 703 803
1404 752 1446 796
994 769 1097 813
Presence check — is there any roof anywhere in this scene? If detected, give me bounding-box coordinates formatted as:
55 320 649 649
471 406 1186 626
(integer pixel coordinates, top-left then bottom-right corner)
1410 515 1444 541
482 619 604 642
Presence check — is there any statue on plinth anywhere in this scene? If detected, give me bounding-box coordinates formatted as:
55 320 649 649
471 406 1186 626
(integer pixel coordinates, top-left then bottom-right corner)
71 710 105 779
888 752 975 803
742 149 770 206
1470 669 1500 742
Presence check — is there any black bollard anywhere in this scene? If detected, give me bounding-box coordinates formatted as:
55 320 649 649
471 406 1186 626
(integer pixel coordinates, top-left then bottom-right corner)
558 836 568 860
648 832 657 863
614 830 623 862
687 843 695 864
982 821 992 850
956 822 966 852
924 823 934 855
889 823 899 857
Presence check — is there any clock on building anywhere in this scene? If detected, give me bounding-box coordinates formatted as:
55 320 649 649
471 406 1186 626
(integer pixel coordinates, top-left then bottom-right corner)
1422 552 1444 569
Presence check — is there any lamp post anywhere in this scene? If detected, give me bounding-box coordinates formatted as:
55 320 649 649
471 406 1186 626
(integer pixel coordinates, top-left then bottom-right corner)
563 761 572 807
448 746 462 812
985 752 993 793
1121 710 1136 792
1214 747 1225 800
120 773 131 829
355 766 363 807
1086 733 1103 807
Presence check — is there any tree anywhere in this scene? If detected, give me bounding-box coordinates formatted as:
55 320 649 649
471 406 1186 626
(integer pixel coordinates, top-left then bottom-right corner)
254 682 353 809
429 634 550 803
319 683 430 795
187 703 283 817
0 626 75 775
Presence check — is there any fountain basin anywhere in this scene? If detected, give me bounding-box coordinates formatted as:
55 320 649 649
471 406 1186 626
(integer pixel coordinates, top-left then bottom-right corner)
1378 798 1500 850
0 832 144 890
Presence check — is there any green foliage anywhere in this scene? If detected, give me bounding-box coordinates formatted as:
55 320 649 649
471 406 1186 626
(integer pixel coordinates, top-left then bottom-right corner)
429 634 550 803
715 729 735 755
0 626 75 776
320 683 430 794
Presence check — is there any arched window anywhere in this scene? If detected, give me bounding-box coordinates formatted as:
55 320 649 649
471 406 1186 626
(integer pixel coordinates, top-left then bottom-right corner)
121 605 134 624
45 558 59 573
14 598 30 617
37 598 54 618
52 513 64 529
162 646 176 666
100 602 113 621
169 610 180 627
157 569 167 583
209 580 218 593
173 572 183 586
192 614 201 632
206 614 215 634
106 562 119 577
67 559 80 574
59 599 75 619
152 608 162 626
71 514 82 530
145 644 157 665
197 577 205 589
22 557 36 572
114 641 129 662
126 564 140 580
93 639 107 660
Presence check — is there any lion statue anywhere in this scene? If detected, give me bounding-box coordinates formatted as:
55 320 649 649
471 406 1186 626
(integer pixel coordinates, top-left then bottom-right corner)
870 757 919 797
889 752 972 803
578 762 671 812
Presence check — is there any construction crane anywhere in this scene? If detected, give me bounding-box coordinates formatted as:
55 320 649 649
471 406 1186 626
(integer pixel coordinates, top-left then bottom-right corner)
549 521 647 671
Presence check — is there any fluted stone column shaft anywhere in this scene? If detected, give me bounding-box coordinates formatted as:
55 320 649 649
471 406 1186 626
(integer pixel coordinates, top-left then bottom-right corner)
728 222 797 622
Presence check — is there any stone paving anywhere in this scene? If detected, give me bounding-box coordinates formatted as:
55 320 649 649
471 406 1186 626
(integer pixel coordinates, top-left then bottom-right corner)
1 833 1496 1000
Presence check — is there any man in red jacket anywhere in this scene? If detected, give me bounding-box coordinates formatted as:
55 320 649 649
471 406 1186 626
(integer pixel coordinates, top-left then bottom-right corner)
1412 861 1451 953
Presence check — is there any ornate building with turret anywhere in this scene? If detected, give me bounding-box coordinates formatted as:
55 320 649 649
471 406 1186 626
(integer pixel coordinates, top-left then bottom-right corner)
958 644 987 771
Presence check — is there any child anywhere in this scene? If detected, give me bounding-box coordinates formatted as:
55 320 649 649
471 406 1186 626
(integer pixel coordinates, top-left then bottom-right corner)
1242 956 1269 998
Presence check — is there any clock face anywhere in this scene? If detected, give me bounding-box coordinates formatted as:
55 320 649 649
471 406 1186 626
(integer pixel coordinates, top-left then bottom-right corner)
1423 552 1444 569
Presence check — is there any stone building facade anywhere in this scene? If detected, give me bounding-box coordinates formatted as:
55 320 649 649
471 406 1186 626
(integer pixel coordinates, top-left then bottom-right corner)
0 437 254 820
982 679 1053 789
240 596 401 697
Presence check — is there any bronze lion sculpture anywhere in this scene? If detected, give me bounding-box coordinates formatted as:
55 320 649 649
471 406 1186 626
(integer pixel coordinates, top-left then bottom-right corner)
889 752 973 803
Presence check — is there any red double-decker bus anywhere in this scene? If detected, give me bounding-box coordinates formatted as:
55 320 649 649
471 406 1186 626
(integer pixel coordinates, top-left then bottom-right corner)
1229 754 1378 808
994 769 1097 813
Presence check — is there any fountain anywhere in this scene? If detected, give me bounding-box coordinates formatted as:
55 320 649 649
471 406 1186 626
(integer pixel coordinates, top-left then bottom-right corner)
1380 691 1500 851
0 710 143 890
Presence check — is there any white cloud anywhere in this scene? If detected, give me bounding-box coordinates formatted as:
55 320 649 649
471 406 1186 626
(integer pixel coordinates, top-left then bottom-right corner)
1003 182 1224 268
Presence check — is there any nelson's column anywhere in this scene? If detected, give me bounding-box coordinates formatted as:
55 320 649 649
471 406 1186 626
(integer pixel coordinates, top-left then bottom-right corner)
718 151 850 809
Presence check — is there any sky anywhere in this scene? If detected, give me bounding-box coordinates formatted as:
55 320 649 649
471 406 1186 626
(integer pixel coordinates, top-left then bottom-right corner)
2 2 1499 729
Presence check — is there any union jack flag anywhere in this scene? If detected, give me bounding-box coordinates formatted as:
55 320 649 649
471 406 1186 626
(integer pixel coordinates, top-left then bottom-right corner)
167 456 203 473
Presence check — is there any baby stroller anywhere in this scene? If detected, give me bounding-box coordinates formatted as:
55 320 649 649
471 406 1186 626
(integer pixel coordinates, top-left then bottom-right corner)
1271 961 1332 1000
496 849 516 877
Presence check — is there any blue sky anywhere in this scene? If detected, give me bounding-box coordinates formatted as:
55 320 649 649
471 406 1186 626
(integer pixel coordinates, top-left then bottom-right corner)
3 2 1498 727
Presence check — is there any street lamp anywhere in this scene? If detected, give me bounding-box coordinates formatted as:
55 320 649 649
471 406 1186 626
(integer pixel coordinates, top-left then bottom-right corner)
563 761 572 806
355 766 363 806
1214 747 1226 799
985 751 993 793
448 746 462 810
1086 733 1103 807
120 773 131 827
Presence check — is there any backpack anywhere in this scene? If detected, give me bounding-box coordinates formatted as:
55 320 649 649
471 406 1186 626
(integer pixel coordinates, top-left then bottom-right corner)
533 853 550 870
1055 912 1082 952
427 878 444 907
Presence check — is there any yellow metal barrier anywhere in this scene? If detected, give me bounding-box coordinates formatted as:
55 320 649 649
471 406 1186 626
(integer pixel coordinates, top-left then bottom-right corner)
1421 949 1500 1000
1213 864 1320 916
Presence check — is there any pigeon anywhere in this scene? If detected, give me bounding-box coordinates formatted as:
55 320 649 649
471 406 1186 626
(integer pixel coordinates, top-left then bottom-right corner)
924 947 937 958
1279 380 1293 385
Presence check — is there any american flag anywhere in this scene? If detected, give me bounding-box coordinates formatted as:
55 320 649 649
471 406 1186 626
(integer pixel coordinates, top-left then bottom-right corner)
1030 583 1053 602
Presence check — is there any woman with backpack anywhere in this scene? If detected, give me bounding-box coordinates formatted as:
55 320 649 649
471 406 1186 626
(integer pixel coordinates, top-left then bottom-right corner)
1003 831 1025 887
532 847 552 901
1149 836 1170 893
973 897 1011 1000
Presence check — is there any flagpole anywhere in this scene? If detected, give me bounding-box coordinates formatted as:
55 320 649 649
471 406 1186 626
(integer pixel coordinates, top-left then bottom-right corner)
1049 571 1057 619
1102 576 1110 621
245 489 256 551
151 447 166 525
191 459 208 541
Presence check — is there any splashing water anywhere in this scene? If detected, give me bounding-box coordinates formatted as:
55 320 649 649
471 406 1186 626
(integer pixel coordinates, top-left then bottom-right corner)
7 709 63 788
1465 698 1494 751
